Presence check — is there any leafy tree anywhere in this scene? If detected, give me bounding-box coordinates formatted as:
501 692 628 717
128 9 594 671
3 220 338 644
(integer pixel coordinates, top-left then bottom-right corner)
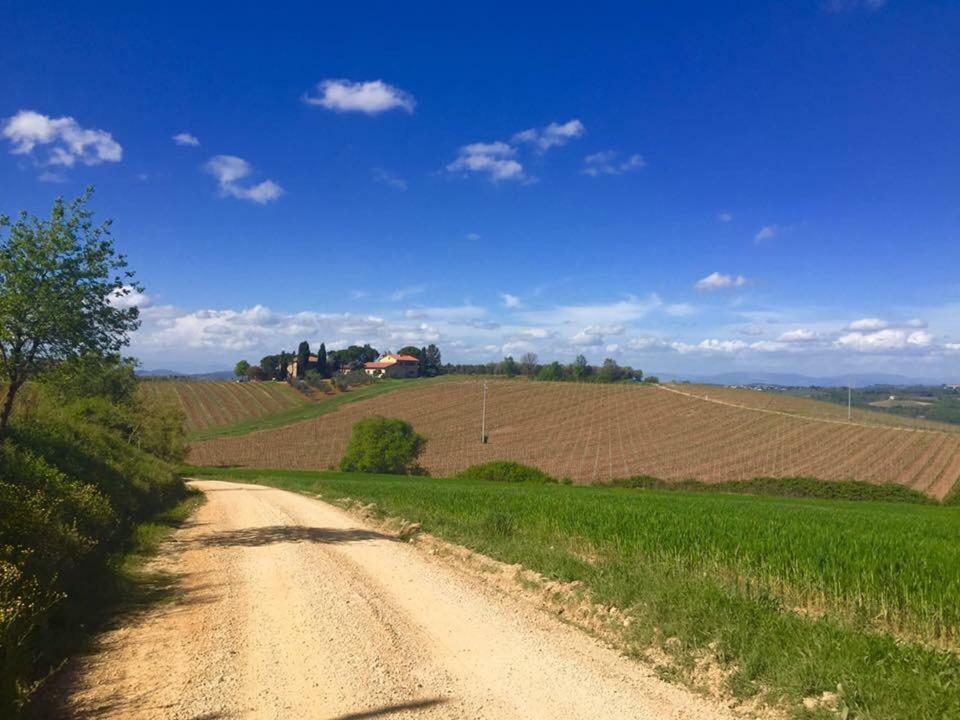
597 358 623 383
295 341 310 379
570 354 590 381
0 190 140 438
316 342 329 378
246 365 266 381
644 375 660 384
423 344 442 376
537 361 564 382
339 416 426 474
277 351 290 380
397 346 422 360
500 356 518 377
234 360 250 378
259 354 279 380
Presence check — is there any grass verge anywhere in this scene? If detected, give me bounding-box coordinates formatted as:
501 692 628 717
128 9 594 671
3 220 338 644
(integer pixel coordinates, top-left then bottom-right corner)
186 378 448 442
184 466 960 720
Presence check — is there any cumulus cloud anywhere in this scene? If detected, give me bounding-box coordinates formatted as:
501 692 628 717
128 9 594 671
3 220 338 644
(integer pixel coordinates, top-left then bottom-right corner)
848 317 888 331
512 119 585 152
172 132 200 147
754 225 778 243
303 79 415 115
835 329 934 353
778 328 818 342
694 272 748 291
204 155 283 204
447 141 526 182
582 150 645 177
2 109 122 167
500 293 521 308
571 324 625 346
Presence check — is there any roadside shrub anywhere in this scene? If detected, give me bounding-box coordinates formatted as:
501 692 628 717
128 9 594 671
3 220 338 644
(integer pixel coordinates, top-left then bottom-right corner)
0 382 186 716
454 461 557 484
339 417 426 475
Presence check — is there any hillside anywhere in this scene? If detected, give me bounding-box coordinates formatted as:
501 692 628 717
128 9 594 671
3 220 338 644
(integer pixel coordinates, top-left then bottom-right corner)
672 383 960 432
188 379 960 500
140 380 306 434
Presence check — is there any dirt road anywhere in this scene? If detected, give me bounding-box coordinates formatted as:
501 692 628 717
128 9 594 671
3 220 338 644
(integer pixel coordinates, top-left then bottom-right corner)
51 480 735 720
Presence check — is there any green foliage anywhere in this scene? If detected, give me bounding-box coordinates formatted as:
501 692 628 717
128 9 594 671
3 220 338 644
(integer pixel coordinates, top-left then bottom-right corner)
644 375 660 384
0 190 141 437
339 416 426 475
234 360 250 378
316 342 328 378
0 388 186 715
188 466 960 720
295 341 310 379
454 461 557 484
499 356 519 377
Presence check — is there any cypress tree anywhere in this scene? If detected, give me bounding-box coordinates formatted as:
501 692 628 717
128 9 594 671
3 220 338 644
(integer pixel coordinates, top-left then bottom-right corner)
296 341 310 379
317 342 329 378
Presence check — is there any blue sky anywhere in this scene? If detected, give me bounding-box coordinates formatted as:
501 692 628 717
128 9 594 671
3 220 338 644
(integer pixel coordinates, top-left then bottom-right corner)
2 1 959 377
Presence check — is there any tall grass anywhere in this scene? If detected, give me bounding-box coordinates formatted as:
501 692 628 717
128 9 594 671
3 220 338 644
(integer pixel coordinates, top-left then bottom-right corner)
186 466 960 719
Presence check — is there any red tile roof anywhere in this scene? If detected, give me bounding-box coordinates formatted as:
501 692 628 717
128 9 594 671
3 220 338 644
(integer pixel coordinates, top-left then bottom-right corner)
363 361 393 369
387 354 420 362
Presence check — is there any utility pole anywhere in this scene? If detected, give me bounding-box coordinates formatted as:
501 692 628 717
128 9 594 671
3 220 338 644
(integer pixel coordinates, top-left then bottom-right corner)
481 381 488 443
848 384 852 421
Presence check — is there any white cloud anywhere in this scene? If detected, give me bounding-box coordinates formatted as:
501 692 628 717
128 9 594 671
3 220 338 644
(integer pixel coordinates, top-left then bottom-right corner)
303 79 415 115
582 150 645 177
835 328 934 353
695 272 748 291
204 155 283 204
754 225 778 243
718 211 733 223
172 132 200 147
2 110 122 167
447 141 526 182
512 119 585 152
848 317 888 331
466 232 481 241
778 328 818 342
372 167 407 191
502 340 537 356
571 324 625 346
500 293 521 308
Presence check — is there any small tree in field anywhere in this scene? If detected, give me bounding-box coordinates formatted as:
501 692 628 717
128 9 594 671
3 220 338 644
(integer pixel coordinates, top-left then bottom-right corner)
234 360 250 378
339 416 426 474
0 189 140 439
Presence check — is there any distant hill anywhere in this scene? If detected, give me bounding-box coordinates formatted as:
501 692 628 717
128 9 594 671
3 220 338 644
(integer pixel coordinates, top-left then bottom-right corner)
137 368 235 381
653 371 945 388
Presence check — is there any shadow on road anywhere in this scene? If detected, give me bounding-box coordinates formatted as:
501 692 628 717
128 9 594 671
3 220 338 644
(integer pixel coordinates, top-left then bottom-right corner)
189 524 395 548
327 697 449 719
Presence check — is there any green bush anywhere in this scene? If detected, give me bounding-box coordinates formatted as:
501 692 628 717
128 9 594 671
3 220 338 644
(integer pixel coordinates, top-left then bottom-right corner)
0 380 187 716
339 416 426 475
454 461 557 484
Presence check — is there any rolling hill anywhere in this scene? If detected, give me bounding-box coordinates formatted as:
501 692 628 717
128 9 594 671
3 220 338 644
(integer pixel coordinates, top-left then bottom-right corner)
140 380 306 434
187 379 960 500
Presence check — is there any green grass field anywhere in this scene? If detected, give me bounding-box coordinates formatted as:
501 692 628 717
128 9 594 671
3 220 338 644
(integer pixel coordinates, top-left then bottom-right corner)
184 466 960 720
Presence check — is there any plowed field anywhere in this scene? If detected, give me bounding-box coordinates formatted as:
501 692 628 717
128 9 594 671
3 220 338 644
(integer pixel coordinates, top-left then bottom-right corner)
188 380 960 499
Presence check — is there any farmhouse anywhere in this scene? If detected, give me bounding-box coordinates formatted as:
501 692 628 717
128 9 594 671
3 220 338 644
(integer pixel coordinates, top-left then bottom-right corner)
363 353 420 379
286 354 317 379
